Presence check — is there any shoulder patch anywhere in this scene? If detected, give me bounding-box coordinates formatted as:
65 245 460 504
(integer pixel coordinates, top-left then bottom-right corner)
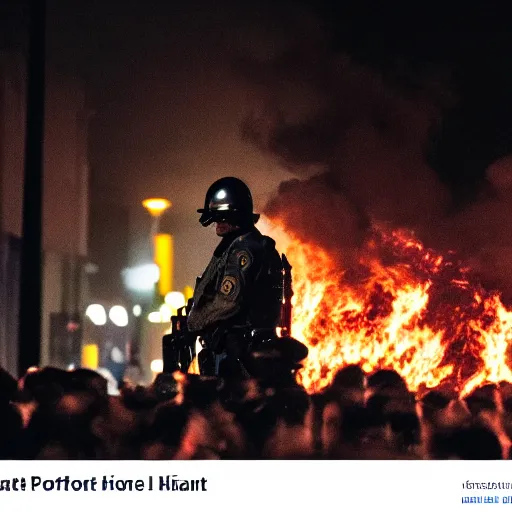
220 276 237 296
237 250 251 269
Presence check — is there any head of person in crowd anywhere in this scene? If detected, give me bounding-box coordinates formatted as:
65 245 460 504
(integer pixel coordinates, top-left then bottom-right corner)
262 386 314 459
0 361 510 461
429 425 503 460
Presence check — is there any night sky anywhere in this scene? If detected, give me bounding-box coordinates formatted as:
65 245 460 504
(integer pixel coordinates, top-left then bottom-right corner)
4 0 512 301
309 0 512 200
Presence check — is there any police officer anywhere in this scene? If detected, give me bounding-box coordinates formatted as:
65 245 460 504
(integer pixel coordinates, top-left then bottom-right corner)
187 177 283 377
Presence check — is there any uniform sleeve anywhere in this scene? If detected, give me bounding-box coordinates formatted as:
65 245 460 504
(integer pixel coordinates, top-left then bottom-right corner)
220 243 261 301
189 242 261 330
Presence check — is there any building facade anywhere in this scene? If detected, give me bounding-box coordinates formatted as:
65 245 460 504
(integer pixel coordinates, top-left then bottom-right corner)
0 48 91 376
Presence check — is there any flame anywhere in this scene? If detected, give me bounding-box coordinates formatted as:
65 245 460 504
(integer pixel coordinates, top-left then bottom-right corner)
188 338 203 375
259 216 512 397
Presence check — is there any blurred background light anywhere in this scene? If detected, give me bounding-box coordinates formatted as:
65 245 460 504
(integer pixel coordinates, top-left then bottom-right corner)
164 291 186 312
109 305 129 327
85 304 107 326
150 358 163 373
122 263 159 292
159 303 172 323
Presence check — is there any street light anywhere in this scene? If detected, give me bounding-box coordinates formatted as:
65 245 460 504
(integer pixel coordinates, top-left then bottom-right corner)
142 198 172 237
142 198 172 215
142 197 173 299
141 197 173 380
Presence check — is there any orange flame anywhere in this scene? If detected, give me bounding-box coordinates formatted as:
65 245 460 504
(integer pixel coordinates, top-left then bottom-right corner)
259 216 512 397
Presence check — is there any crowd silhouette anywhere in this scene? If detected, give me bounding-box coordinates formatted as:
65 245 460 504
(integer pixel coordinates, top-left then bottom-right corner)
0 363 508 460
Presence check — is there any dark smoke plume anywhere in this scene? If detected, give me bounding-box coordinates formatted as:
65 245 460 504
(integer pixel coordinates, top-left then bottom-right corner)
236 9 512 302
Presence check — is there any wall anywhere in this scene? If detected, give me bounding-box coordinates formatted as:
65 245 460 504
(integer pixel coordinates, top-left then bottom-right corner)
0 49 91 373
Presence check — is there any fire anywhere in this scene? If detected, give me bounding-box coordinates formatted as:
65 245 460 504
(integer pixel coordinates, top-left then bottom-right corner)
259 216 512 397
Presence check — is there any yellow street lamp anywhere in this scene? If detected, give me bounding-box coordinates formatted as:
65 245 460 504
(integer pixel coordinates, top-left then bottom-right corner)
142 198 172 218
142 197 173 299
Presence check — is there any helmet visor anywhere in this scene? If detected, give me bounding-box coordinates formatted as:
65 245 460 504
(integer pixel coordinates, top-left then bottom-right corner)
198 207 244 227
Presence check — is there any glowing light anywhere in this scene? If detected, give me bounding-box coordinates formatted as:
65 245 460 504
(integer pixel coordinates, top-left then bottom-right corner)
150 359 163 373
164 291 186 312
154 233 173 296
122 263 159 292
85 304 107 326
111 346 125 364
187 338 203 375
148 311 162 323
183 285 194 302
132 304 142 317
148 309 172 323
159 303 172 322
81 344 99 369
142 198 172 217
108 305 129 327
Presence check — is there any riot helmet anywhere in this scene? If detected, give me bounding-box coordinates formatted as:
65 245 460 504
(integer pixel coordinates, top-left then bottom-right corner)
197 177 260 227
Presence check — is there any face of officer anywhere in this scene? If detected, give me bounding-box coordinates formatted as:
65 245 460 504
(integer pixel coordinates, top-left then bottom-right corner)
215 221 240 237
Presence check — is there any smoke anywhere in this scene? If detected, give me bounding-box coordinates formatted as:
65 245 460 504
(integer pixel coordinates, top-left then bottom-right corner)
236 8 512 301
441 158 512 301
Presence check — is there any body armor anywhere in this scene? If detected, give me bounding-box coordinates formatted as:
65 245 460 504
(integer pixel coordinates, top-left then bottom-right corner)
187 227 283 341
